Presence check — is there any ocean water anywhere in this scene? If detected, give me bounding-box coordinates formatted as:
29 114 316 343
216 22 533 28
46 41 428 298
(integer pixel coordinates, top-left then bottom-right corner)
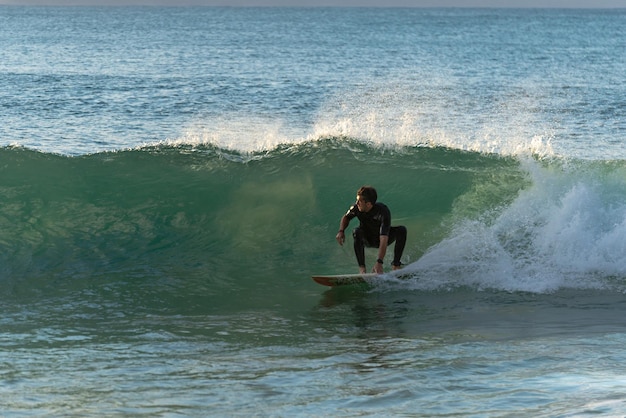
2 6 626 416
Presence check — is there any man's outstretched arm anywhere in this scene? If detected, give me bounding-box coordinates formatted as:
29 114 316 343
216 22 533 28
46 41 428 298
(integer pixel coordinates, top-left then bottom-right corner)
374 235 389 274
336 215 350 245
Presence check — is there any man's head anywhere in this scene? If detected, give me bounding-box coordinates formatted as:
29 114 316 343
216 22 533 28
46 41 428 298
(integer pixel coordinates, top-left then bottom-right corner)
356 186 377 213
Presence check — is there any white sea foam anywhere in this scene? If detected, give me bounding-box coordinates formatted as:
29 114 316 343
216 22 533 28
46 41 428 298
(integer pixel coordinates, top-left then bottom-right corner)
403 158 626 293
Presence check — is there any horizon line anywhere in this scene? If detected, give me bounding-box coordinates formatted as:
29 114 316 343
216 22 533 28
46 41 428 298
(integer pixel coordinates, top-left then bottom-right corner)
1 3 626 7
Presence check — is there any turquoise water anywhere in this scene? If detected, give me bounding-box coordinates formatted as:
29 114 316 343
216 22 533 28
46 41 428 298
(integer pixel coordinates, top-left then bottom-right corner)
2 7 626 416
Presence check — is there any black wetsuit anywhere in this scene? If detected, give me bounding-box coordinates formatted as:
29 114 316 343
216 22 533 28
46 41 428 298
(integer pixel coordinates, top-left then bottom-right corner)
344 202 407 268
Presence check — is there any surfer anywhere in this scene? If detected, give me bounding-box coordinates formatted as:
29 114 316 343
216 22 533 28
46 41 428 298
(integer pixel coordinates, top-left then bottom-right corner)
336 185 407 274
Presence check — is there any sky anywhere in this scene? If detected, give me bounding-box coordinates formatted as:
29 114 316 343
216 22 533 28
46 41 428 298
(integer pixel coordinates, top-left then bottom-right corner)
1 0 626 7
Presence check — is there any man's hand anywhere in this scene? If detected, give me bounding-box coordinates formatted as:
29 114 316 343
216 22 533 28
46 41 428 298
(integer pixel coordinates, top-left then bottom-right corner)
336 230 345 246
373 262 384 274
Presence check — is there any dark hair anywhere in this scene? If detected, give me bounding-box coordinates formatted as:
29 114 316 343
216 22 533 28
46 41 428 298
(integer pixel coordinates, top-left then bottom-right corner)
357 186 377 204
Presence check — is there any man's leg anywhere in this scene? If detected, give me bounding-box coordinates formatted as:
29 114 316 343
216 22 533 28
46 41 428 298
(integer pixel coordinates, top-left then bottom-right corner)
352 227 368 272
389 226 407 268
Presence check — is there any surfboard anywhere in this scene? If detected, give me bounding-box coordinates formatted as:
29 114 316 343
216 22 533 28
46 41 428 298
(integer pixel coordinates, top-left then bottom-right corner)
311 273 380 287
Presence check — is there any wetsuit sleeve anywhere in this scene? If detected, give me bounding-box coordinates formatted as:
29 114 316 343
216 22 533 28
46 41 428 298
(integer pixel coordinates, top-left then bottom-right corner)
344 204 358 220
